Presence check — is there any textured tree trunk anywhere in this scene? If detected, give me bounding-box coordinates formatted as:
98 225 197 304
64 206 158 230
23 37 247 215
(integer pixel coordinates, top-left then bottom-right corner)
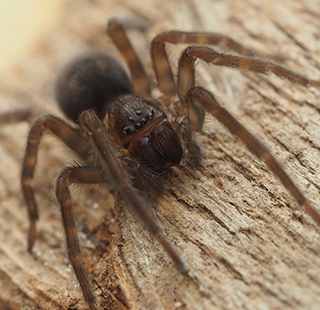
1 0 320 309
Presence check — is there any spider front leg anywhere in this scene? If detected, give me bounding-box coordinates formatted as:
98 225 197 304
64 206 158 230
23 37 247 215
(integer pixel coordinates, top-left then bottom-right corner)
21 114 90 250
56 166 107 310
177 46 320 225
79 109 188 273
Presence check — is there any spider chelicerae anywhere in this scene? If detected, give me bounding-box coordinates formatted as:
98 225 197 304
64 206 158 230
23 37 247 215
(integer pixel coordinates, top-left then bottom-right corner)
18 18 320 310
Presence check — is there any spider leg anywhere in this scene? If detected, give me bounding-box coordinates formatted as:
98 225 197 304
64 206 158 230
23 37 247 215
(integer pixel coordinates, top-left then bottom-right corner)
107 18 151 97
189 86 320 225
0 109 33 124
56 166 107 310
177 46 320 131
79 109 188 274
151 31 285 100
178 46 320 91
21 114 90 251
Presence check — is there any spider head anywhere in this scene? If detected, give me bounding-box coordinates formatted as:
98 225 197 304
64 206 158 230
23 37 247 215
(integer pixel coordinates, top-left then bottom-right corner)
108 94 183 170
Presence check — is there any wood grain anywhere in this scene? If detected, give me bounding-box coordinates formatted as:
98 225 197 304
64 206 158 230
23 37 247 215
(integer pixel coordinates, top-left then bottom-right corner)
0 0 320 309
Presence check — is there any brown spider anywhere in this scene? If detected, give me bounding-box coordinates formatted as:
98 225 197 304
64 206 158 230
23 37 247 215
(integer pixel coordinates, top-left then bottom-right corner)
20 18 320 310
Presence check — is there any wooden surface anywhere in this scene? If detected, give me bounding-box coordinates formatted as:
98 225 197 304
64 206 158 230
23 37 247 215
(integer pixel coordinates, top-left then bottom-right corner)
1 0 320 309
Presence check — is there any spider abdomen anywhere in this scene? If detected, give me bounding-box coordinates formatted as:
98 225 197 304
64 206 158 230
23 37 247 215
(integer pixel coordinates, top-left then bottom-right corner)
55 50 133 123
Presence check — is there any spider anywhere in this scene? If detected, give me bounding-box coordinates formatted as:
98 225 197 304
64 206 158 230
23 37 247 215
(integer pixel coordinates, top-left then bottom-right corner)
20 18 320 310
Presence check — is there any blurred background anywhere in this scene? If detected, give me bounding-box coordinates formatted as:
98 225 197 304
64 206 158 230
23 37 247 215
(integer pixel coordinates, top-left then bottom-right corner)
0 0 66 71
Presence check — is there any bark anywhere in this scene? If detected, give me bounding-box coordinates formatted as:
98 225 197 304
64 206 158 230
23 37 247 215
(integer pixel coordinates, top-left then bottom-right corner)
1 0 320 309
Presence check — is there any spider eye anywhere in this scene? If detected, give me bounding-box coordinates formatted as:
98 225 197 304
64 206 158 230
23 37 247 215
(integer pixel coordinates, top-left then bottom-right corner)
146 109 154 120
123 126 135 135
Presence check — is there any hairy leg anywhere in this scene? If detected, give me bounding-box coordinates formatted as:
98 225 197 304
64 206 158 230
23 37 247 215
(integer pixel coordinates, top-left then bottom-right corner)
21 114 90 250
56 166 107 310
107 18 151 97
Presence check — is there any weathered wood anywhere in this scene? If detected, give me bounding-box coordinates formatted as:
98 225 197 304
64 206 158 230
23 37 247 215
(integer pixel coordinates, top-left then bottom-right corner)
1 0 320 309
